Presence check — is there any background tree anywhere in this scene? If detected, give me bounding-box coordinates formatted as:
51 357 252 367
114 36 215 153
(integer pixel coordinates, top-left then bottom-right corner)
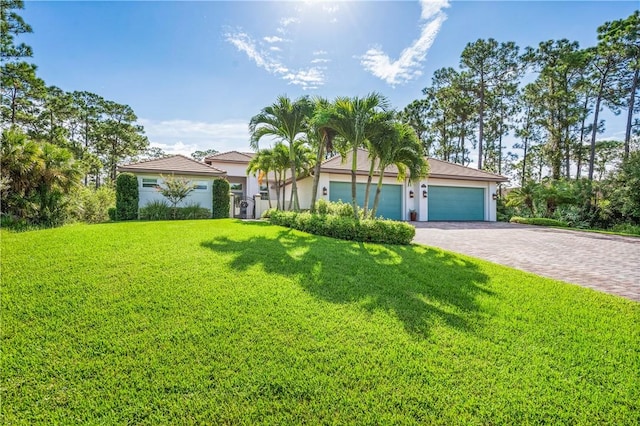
460 38 520 170
191 148 218 162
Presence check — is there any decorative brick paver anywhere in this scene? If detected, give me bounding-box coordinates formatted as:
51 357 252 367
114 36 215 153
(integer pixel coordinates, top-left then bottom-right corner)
412 222 640 302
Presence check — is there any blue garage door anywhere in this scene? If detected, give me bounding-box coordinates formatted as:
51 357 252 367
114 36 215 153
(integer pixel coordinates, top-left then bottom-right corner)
329 182 402 220
428 186 485 221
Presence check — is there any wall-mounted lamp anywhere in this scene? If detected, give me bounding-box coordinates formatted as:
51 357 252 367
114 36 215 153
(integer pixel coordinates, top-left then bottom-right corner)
322 186 328 196
421 183 427 188
423 190 428 198
492 193 498 201
409 190 415 198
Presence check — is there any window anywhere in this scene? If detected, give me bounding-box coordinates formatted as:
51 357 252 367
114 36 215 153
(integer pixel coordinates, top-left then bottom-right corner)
142 178 158 188
230 183 243 191
259 183 269 199
194 181 208 190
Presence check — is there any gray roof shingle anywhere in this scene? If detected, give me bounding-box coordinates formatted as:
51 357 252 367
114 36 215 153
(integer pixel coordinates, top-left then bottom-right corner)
117 155 226 177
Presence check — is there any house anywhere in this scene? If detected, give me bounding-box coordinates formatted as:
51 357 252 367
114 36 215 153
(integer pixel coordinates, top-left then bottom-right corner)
286 148 508 221
117 149 508 221
117 155 226 213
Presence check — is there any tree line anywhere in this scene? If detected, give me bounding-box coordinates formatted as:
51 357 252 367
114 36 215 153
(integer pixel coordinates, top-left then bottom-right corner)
1 0 150 226
401 11 639 185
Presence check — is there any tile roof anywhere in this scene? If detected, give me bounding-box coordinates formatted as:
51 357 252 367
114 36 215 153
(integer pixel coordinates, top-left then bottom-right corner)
319 148 508 182
117 155 226 177
427 158 508 182
204 150 255 163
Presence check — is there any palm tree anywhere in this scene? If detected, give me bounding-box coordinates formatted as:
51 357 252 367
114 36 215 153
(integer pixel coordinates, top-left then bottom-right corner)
1 129 43 219
35 142 82 224
247 149 274 209
307 97 338 212
370 122 428 218
362 110 395 217
324 93 390 220
249 95 313 211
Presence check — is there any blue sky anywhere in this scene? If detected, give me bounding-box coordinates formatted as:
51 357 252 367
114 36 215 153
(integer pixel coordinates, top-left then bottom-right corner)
22 1 639 163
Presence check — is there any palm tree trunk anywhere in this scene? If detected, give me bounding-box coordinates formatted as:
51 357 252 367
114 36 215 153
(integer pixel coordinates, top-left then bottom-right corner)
351 146 359 220
288 159 299 211
265 174 272 209
309 137 325 213
363 158 376 217
370 170 385 218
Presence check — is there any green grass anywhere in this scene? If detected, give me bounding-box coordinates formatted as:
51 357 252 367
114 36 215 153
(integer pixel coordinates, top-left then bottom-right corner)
2 220 639 424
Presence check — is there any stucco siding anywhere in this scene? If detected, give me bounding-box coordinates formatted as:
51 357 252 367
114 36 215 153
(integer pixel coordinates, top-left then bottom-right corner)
137 174 214 211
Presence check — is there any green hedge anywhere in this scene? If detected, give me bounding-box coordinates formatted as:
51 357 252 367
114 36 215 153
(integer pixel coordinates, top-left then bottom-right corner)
510 216 568 227
269 210 415 245
212 179 230 219
115 173 139 220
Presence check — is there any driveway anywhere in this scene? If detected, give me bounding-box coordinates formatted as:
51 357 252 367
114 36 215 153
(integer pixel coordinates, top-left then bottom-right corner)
412 222 640 302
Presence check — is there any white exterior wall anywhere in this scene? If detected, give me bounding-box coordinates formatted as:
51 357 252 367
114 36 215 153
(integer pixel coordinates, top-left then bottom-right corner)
208 162 261 199
137 174 214 211
424 178 498 222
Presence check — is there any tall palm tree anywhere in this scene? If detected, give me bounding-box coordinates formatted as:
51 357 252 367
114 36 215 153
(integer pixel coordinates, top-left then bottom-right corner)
362 110 395 217
324 93 390 220
371 122 428 218
307 97 338 212
249 95 313 211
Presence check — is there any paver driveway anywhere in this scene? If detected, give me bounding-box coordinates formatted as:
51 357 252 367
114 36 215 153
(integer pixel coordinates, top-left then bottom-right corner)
412 222 640 302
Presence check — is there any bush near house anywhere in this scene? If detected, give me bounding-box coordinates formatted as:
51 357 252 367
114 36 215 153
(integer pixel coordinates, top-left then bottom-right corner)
267 201 415 245
212 179 230 219
115 173 138 220
139 201 211 221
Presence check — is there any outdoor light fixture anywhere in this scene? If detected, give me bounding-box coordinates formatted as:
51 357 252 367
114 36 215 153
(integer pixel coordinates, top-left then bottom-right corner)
409 190 414 198
322 186 328 196
423 190 428 198
421 183 427 188
492 193 498 201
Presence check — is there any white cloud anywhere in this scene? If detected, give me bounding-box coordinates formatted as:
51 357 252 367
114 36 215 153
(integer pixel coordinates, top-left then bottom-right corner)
313 50 328 56
323 5 339 14
263 36 285 43
139 118 251 154
360 0 450 86
225 30 326 90
270 46 282 52
280 17 300 27
311 58 330 64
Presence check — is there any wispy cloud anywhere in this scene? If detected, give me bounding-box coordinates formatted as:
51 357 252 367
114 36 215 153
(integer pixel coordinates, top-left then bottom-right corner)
225 31 325 90
263 35 285 43
280 17 300 27
270 46 282 52
311 58 330 64
313 50 328 56
139 118 251 154
360 0 450 86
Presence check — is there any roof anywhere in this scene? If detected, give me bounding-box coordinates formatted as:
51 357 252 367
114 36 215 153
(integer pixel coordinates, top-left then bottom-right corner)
204 150 255 164
320 148 400 177
318 148 508 182
427 158 508 182
117 155 227 177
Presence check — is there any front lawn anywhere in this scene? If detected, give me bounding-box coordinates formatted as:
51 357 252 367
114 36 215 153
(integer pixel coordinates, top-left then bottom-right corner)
2 220 638 424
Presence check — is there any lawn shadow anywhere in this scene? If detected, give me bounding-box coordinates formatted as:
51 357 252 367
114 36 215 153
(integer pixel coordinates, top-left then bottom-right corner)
200 226 492 338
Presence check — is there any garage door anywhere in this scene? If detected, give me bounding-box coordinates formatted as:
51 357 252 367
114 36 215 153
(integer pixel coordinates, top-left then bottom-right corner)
428 186 485 221
329 182 402 220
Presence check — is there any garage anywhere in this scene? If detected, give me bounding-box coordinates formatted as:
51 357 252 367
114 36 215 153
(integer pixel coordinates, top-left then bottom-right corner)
428 186 485 221
329 182 402 220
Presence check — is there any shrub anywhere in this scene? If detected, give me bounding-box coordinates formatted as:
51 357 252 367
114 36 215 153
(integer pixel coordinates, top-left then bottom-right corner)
269 209 415 245
509 216 568 227
139 201 211 221
71 186 116 224
212 179 230 219
115 173 139 220
261 208 277 219
107 207 116 221
610 223 640 236
139 200 171 220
